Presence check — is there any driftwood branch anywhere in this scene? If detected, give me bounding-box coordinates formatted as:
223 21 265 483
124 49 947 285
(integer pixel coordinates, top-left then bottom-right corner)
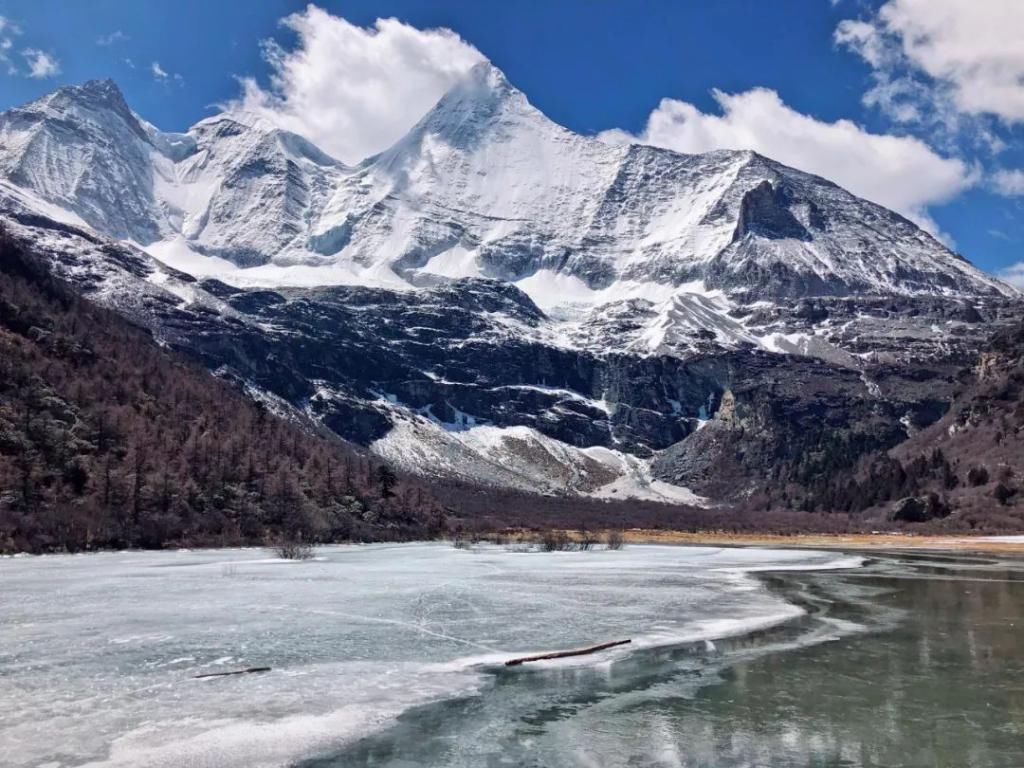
193 666 271 679
505 639 631 666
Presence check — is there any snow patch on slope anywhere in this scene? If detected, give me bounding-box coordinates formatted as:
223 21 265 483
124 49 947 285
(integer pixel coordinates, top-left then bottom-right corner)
582 446 705 505
371 414 707 505
0 179 92 229
145 236 413 290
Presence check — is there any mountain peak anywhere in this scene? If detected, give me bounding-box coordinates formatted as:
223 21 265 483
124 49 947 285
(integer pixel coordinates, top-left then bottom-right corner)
55 78 132 115
30 78 148 143
79 78 125 99
442 61 532 116
461 60 514 95
192 109 285 136
419 62 540 135
187 109 343 167
371 61 564 165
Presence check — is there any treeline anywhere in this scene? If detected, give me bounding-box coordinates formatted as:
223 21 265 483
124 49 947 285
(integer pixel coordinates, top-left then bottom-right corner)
432 479 869 536
766 322 1024 530
5 217 1021 552
749 443 1022 528
789 449 958 514
0 227 447 553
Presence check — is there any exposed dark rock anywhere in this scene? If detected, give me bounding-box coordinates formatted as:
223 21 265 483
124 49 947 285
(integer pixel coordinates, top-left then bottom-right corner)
732 181 810 242
890 494 950 523
3 190 1022 507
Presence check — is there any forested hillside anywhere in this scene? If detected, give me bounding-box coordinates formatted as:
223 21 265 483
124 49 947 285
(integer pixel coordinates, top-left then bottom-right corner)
0 227 447 553
775 322 1024 529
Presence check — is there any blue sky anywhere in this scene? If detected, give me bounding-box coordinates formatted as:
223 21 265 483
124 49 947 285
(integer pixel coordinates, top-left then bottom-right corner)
0 0 1021 281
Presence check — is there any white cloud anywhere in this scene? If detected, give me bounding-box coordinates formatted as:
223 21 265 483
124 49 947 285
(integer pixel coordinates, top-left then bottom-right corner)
222 6 974 235
834 19 890 69
232 5 484 164
997 262 1024 289
0 15 21 74
150 60 182 84
96 30 128 46
992 169 1024 197
837 0 1024 124
22 48 60 78
124 57 135 69
599 88 973 234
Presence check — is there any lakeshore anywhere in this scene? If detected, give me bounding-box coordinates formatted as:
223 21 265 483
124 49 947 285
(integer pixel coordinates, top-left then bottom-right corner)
619 529 1024 553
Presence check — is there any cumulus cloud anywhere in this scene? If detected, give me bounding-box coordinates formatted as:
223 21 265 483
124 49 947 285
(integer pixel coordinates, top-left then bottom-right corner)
151 61 168 79
837 0 1024 125
22 48 60 78
599 88 973 234
997 262 1024 289
231 5 484 164
226 5 976 235
992 169 1024 197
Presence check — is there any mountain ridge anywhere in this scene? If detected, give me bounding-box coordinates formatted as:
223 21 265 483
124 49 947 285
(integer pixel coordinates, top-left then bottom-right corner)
0 70 1013 303
0 69 1021 511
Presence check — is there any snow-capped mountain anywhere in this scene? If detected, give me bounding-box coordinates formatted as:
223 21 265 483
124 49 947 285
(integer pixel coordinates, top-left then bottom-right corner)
0 68 1011 303
0 79 344 268
0 69 1020 504
315 63 1010 305
0 79 162 243
146 111 342 267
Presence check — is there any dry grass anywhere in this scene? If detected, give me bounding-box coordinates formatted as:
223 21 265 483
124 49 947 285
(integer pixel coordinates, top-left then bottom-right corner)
616 529 1024 554
482 527 1024 554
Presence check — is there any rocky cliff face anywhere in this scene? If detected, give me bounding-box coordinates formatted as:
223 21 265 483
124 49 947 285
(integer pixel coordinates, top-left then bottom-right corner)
756 319 1024 527
0 71 1020 505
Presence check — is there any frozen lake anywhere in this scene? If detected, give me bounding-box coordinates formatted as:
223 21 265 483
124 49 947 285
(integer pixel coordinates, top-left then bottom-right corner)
0 543 861 767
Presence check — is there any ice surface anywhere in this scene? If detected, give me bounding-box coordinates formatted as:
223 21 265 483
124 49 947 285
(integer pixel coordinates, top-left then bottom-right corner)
0 544 861 767
975 535 1024 543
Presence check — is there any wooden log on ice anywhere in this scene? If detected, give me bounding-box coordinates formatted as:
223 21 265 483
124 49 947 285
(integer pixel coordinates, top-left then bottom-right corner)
193 666 271 679
505 639 631 666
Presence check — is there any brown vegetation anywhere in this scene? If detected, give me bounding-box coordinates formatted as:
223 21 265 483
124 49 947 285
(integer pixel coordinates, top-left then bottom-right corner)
718 319 1024 533
3 218 1022 555
271 537 315 560
616 529 1024 553
0 227 448 553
